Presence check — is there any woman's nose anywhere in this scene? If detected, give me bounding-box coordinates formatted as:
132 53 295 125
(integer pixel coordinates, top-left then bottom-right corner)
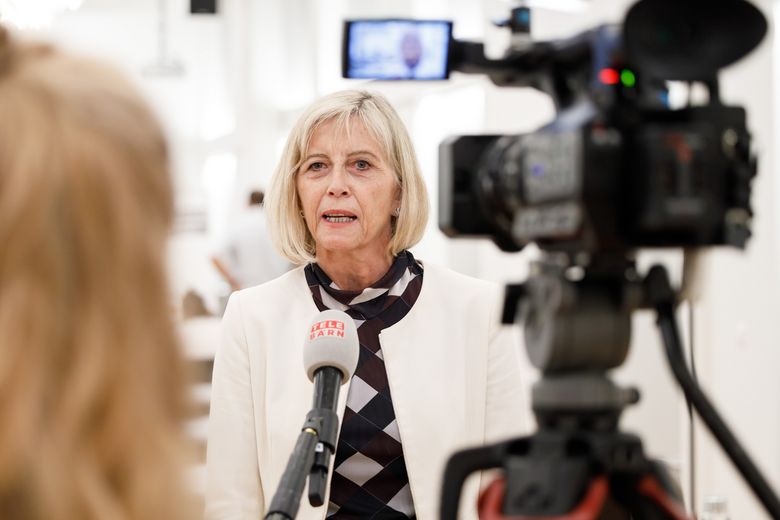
327 166 350 196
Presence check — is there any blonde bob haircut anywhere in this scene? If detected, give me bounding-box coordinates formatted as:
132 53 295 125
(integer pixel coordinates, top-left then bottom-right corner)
0 28 193 519
265 89 430 265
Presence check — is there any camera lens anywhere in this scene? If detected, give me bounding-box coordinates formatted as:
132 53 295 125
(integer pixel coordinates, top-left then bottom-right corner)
475 135 527 242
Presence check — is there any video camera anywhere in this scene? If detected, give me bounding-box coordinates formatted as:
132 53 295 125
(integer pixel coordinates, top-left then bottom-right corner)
439 2 765 253
344 2 763 256
343 1 780 518
438 3 762 256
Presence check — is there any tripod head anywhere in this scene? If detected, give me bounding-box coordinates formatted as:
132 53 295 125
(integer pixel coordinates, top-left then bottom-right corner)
507 254 638 428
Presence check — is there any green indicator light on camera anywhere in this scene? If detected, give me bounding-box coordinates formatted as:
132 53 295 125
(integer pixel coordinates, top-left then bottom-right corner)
621 69 636 87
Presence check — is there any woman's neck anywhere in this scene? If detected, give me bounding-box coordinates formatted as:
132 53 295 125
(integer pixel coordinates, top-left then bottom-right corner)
315 250 394 292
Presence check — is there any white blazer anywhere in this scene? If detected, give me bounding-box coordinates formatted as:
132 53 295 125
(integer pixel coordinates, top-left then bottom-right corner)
205 261 528 520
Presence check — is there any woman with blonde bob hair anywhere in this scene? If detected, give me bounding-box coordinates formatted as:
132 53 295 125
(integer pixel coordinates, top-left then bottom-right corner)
0 28 193 519
265 89 429 265
207 90 526 520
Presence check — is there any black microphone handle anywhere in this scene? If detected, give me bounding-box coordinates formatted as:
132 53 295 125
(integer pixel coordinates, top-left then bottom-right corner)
265 428 319 520
312 367 342 412
312 367 343 450
307 366 345 507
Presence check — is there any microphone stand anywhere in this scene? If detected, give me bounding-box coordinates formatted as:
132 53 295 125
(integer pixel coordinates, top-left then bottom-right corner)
265 368 343 519
265 426 319 520
306 368 341 507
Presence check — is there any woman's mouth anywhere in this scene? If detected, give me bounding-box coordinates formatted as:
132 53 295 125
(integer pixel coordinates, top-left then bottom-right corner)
322 212 357 223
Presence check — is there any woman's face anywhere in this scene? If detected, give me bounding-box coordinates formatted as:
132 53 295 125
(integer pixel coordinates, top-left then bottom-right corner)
296 118 400 262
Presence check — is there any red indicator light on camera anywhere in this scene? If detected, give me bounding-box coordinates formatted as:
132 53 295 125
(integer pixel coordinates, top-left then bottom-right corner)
599 68 620 85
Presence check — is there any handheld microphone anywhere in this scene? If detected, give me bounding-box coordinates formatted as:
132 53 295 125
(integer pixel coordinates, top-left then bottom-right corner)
303 308 360 383
265 310 358 520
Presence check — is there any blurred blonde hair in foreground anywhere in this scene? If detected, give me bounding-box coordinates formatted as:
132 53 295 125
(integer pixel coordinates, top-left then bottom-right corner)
0 27 193 519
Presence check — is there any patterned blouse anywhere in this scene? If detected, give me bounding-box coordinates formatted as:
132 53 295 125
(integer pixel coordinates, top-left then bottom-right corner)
304 250 424 519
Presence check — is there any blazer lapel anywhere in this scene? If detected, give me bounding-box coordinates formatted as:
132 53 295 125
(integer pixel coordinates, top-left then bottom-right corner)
377 265 481 520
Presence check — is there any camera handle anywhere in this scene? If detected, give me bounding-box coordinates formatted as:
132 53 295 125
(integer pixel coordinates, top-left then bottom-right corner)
440 441 510 520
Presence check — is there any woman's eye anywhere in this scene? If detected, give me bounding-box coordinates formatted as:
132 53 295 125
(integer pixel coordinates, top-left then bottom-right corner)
354 160 370 170
309 162 326 171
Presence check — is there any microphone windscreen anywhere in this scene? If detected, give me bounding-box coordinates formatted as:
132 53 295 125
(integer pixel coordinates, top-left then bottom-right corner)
303 310 359 383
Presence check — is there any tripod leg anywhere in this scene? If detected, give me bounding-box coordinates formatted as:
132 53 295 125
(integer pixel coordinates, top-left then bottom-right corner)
645 265 780 518
635 475 692 520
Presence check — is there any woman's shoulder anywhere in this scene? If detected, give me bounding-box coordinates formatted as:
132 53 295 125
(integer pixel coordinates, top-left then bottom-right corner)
420 260 500 295
232 265 308 305
222 266 312 334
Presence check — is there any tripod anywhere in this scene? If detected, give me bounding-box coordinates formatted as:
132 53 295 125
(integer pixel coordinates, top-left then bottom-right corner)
440 257 780 519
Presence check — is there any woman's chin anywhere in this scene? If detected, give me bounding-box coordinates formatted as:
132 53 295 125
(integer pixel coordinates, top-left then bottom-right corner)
315 237 361 256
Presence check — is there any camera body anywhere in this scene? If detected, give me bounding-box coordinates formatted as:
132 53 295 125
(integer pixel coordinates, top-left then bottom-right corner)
440 101 755 255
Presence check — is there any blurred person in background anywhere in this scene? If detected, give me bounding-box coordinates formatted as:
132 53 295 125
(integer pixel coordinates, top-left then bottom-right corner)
211 189 292 293
205 90 527 519
0 27 194 519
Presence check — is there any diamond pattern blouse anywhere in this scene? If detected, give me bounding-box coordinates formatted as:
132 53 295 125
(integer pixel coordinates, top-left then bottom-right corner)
304 250 424 519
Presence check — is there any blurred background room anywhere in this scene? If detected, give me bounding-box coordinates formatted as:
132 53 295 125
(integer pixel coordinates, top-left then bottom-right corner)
5 0 780 518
